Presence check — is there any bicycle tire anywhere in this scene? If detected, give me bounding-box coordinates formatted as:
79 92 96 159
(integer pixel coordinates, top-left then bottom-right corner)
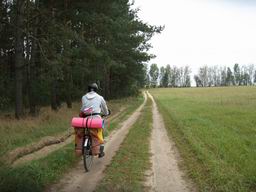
83 136 93 172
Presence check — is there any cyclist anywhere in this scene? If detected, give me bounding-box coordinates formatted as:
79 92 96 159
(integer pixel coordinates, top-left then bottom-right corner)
80 83 109 158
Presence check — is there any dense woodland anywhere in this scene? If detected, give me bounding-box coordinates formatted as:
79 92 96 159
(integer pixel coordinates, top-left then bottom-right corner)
0 0 162 118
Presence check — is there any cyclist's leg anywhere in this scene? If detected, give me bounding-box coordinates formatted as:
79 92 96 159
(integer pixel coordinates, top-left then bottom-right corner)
99 144 105 158
99 128 105 158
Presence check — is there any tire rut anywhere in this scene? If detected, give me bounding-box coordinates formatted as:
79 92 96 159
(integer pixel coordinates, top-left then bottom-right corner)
145 92 196 192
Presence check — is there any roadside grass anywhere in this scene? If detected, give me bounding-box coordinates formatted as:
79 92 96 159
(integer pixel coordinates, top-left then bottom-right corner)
0 96 142 159
0 143 77 192
0 103 79 158
150 87 256 192
95 96 152 192
0 95 144 192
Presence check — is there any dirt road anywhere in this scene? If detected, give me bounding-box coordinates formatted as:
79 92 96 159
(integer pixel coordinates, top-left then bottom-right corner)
146 92 195 192
47 92 147 192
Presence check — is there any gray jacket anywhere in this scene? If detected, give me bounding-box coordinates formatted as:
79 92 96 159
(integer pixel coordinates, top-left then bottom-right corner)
81 91 109 116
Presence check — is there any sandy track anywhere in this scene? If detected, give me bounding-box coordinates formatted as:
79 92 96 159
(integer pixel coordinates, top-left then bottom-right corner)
46 92 147 192
146 92 195 192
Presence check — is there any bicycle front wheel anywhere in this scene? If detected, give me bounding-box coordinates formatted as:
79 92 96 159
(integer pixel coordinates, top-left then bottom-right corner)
83 136 93 172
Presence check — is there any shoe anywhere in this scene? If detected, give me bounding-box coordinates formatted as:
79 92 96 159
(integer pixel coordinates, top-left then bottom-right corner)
98 145 105 158
98 152 105 158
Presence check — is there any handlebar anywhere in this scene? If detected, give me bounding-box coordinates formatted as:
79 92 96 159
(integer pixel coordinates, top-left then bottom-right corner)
101 109 111 117
80 109 111 118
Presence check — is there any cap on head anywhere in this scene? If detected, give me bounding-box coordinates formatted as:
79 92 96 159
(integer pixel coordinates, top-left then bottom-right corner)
88 83 98 92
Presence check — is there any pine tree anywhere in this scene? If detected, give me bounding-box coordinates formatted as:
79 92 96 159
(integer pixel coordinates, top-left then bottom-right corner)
184 66 191 87
165 64 171 87
226 67 234 86
199 66 208 87
0 0 163 116
221 67 227 86
149 64 159 88
194 75 202 87
159 66 165 87
234 63 241 85
254 70 256 85
14 0 25 118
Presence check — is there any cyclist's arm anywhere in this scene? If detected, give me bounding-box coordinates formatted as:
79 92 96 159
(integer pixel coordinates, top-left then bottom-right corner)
80 96 88 112
100 96 109 116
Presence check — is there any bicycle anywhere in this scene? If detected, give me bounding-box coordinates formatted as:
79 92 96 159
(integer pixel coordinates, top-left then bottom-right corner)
83 127 94 172
81 108 110 172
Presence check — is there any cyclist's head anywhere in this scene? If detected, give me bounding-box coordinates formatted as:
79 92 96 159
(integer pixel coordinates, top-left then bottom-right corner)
88 83 98 92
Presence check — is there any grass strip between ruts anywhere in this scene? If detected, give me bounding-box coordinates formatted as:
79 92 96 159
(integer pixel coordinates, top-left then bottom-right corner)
95 96 152 192
0 95 144 192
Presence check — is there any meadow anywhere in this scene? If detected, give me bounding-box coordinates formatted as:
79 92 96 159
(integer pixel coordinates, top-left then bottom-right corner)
150 87 256 192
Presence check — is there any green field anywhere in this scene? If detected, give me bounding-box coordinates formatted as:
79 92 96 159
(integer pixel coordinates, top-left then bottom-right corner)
150 87 256 192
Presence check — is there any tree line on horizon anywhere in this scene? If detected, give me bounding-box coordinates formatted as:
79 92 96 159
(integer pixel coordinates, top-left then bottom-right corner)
146 63 256 88
146 63 191 88
0 0 162 118
194 63 256 87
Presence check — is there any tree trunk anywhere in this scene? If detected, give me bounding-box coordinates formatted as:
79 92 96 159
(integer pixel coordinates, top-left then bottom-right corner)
66 90 72 108
65 72 72 108
14 0 25 119
28 0 40 116
103 66 110 100
64 63 72 108
64 1 72 109
51 80 58 111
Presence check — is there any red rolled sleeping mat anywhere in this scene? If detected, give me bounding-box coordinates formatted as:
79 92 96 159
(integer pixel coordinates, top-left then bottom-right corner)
71 117 104 129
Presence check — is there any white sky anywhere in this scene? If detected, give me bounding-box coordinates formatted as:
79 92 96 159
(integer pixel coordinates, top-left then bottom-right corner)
133 0 256 74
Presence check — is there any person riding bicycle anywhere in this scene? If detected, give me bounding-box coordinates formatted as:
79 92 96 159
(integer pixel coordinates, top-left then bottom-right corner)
80 83 109 158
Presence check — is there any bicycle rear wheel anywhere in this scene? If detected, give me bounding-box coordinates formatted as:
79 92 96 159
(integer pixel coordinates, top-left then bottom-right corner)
83 136 93 172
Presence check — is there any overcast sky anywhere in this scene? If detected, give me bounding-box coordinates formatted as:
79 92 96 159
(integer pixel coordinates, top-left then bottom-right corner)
133 0 256 74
